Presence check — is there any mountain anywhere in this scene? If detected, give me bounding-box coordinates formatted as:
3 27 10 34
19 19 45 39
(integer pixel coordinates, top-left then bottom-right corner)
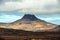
13 14 45 23
13 14 50 24
0 14 59 31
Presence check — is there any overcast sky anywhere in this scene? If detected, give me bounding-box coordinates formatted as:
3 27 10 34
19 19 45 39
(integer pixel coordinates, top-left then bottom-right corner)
0 0 60 14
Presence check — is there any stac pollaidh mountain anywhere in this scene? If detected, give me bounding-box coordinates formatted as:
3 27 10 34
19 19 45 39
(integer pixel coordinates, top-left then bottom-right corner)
0 14 60 32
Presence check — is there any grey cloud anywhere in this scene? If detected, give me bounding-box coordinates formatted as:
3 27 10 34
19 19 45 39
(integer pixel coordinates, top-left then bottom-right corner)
58 0 60 2
0 0 4 4
9 0 22 1
0 0 60 14
0 0 22 2
0 0 22 4
58 0 60 5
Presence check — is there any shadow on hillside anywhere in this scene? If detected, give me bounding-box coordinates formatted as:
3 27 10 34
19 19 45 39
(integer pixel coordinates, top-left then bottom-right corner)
0 37 5 40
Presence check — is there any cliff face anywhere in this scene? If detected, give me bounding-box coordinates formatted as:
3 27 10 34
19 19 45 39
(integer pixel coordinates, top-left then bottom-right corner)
0 14 59 31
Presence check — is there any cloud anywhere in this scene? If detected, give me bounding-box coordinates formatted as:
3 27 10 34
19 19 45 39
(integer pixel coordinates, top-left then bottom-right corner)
0 0 22 5
0 0 60 14
0 0 22 2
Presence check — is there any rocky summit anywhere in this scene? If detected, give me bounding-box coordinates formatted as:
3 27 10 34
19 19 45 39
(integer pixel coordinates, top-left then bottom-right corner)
21 14 39 21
